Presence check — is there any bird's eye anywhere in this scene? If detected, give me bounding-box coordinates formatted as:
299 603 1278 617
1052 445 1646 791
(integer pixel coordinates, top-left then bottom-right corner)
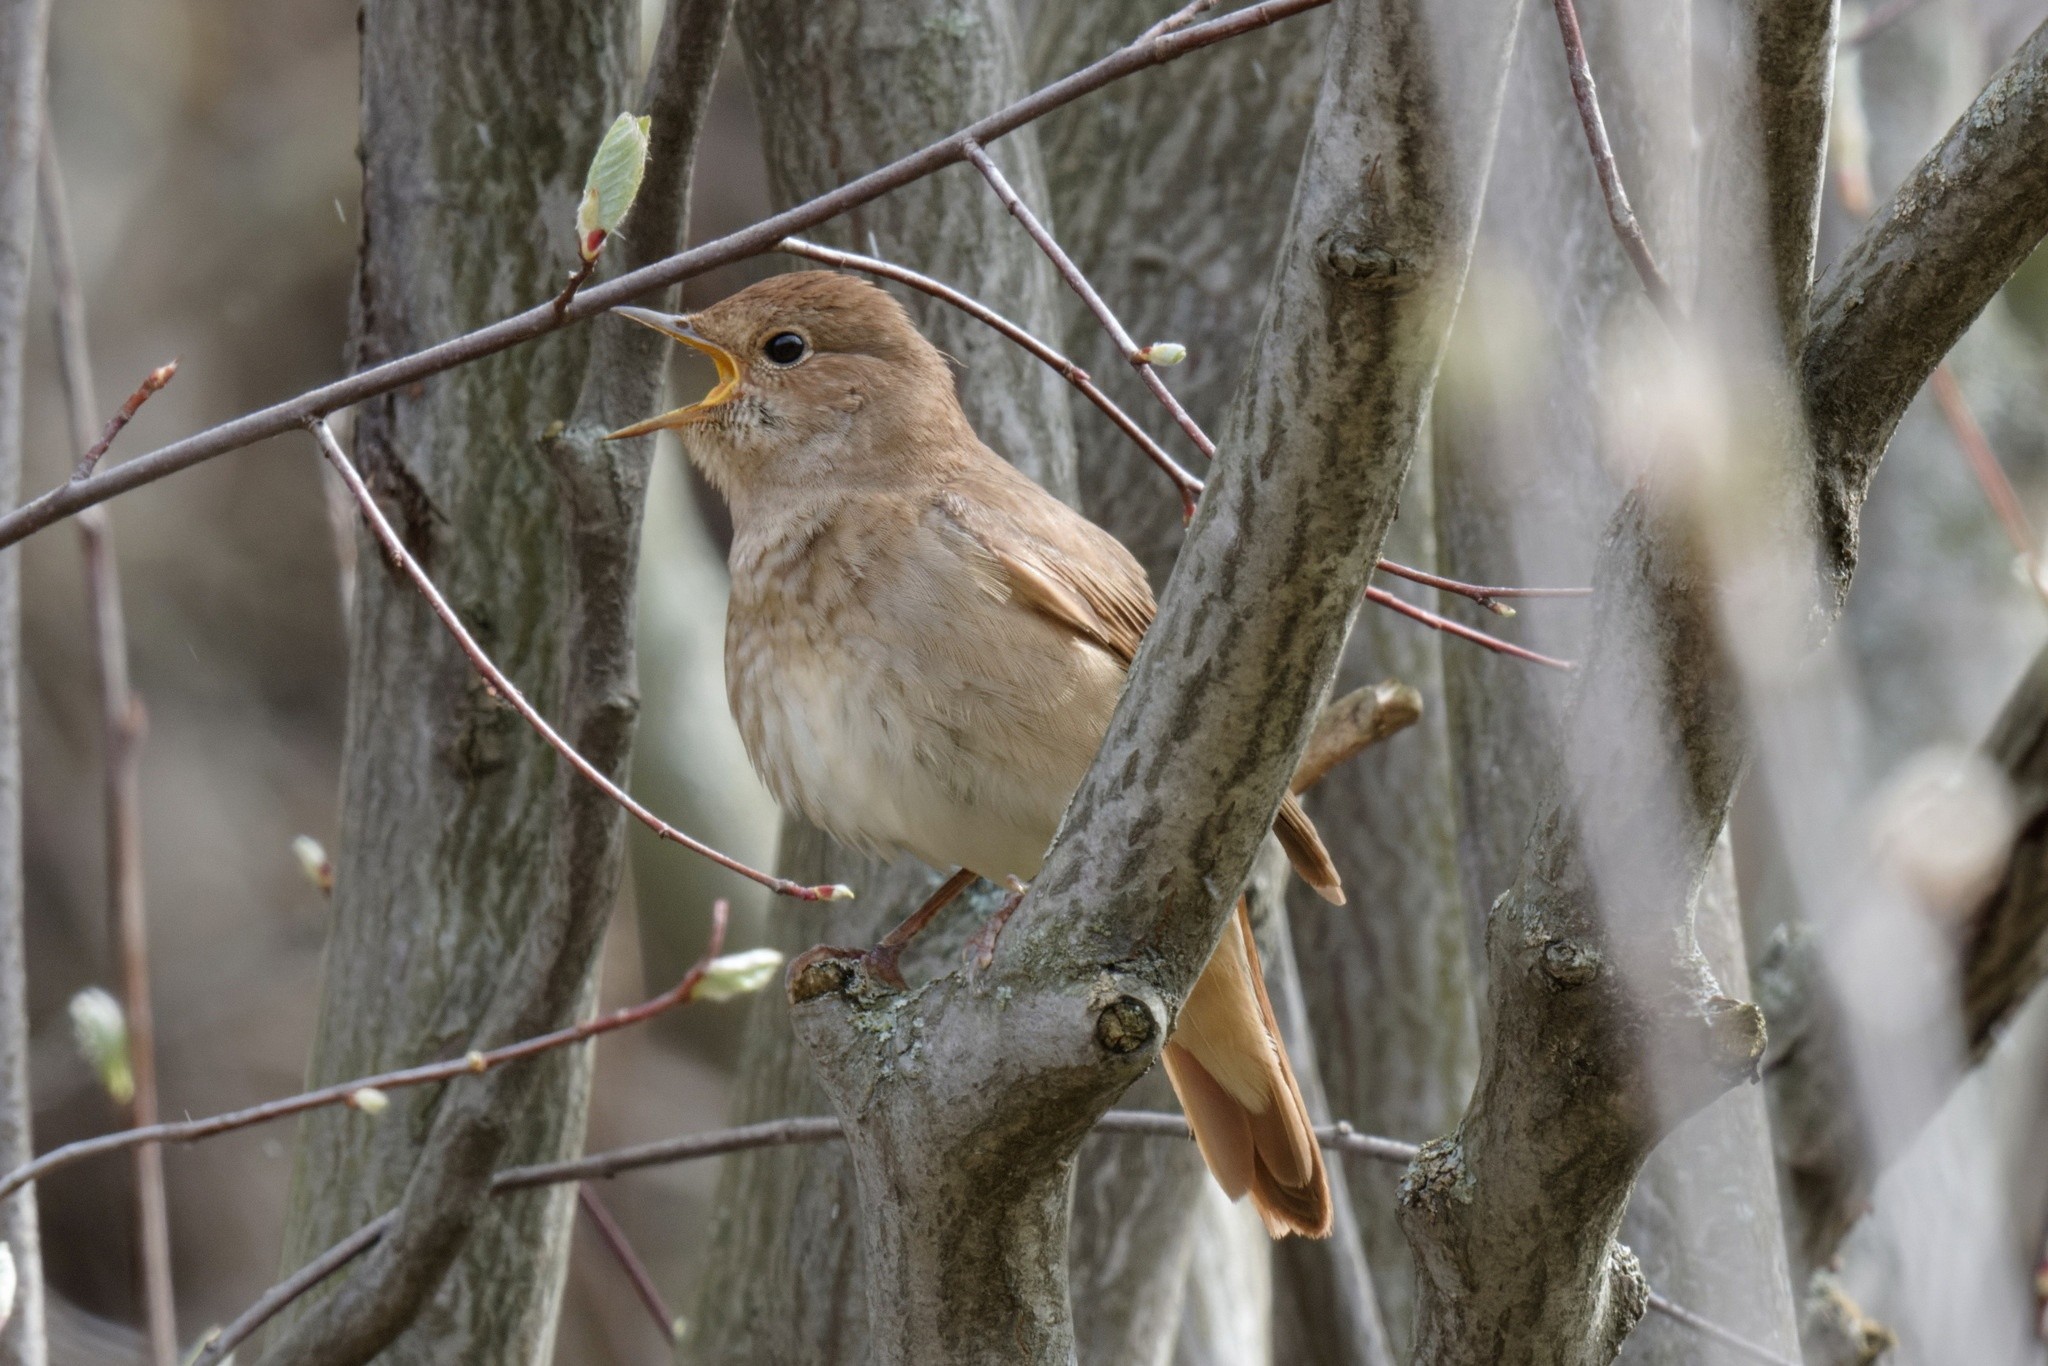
763 332 807 366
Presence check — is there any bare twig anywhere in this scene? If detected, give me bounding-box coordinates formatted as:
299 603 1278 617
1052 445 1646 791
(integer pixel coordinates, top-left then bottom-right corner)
1139 0 1224 42
1365 586 1575 671
551 257 600 320
0 900 735 1204
39 130 178 1366
962 138 1218 461
223 1107 1788 1366
1293 681 1424 795
776 237 1204 519
1550 0 1683 326
0 0 1337 554
1371 559 1591 615
68 360 176 482
577 1185 678 1343
1646 1290 1802 1366
310 418 847 903
189 1213 394 1366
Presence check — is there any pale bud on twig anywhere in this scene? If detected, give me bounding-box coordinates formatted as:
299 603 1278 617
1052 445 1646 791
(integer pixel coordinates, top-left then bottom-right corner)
69 987 134 1106
0 1243 16 1336
292 835 334 895
575 112 652 264
1137 342 1187 367
695 948 787 1003
348 1086 390 1116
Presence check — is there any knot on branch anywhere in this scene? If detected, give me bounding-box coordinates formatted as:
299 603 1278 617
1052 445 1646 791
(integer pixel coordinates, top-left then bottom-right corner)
1540 937 1602 987
787 952 859 1005
1600 1242 1650 1357
1317 225 1415 291
1093 995 1158 1056
1394 1134 1471 1221
1700 994 1768 1083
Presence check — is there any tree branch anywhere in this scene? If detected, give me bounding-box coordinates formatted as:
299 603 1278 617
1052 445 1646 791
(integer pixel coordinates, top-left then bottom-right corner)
0 0 51 1355
1550 0 1683 326
207 1109 1794 1366
1802 15 2048 607
37 128 178 1366
0 0 1335 557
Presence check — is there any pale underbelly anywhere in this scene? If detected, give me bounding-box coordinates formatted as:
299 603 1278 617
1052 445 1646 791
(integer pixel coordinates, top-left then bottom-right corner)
730 639 1112 885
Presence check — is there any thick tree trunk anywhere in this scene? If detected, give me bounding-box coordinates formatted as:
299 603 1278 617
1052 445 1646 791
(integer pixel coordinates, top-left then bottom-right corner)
0 0 51 1359
265 3 727 1361
681 3 1078 1358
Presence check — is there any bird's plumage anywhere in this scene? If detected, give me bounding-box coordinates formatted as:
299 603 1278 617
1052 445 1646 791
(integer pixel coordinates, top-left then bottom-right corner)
620 271 1335 1237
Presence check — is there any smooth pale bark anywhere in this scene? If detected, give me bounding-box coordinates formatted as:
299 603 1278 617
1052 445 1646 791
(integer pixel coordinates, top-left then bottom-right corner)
1754 7 2048 1284
1432 5 1800 1360
1618 840 1800 1363
681 3 1078 1359
265 3 726 1361
0 0 51 1359
779 0 1520 1360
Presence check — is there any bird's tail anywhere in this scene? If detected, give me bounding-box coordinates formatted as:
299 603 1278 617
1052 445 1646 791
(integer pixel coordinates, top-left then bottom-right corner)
1161 898 1332 1238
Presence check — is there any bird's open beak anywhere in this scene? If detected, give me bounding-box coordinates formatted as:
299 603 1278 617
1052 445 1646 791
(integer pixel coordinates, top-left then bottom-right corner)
605 306 742 439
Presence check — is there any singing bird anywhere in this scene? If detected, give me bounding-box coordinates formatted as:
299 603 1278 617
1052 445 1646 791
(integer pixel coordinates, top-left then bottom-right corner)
611 271 1338 1238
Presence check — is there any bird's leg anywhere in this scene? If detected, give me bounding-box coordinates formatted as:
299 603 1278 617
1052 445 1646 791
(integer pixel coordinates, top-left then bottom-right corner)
843 866 979 990
966 876 1029 973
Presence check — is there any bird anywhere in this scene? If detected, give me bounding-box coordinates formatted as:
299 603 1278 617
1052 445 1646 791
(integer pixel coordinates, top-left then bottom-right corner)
610 270 1337 1238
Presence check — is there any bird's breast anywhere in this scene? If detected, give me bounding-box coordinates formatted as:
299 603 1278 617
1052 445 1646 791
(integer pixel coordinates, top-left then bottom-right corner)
722 511 1123 884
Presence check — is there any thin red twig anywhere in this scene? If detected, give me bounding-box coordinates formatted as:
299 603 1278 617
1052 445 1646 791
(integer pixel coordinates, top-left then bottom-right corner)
0 0 1338 554
1551 0 1683 327
310 418 849 903
962 139 1218 464
1365 587 1575 671
1928 363 2043 593
0 901 736 1204
39 130 180 1366
70 360 176 483
1372 560 1591 616
777 237 1204 520
578 1185 678 1343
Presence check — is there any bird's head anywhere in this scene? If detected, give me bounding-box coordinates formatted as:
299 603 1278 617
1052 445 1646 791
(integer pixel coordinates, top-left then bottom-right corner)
607 271 965 501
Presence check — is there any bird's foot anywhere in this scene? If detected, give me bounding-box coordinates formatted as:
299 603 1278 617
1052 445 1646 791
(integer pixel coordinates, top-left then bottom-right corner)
966 878 1028 973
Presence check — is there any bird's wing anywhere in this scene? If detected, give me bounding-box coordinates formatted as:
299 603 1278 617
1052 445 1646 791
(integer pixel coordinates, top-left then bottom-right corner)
933 459 1155 667
931 458 1346 906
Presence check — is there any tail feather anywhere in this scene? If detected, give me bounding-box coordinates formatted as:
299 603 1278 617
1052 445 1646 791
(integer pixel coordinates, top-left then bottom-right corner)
1275 792 1344 905
1161 899 1332 1239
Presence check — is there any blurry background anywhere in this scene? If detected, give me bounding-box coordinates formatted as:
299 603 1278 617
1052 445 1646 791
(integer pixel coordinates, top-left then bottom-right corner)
14 0 2048 1361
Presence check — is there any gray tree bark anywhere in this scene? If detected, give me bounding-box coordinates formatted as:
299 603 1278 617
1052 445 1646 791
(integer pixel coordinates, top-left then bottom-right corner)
1432 4 1801 1361
1034 6 1470 1356
779 0 1519 1359
681 2 1079 1359
0 0 51 1359
264 3 729 1362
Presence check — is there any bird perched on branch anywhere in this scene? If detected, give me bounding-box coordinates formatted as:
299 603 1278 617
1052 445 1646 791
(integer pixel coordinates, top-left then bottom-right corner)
611 271 1336 1238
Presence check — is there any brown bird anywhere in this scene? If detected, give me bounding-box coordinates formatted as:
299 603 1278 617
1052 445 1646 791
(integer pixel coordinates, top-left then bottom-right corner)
611 271 1338 1238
